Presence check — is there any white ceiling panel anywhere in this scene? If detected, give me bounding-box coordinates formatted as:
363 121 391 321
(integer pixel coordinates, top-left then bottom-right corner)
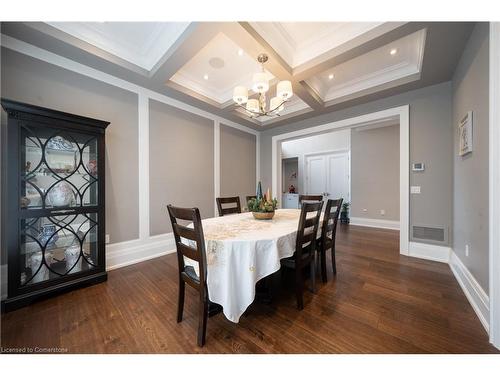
249 22 384 68
47 22 190 70
306 29 427 103
170 32 275 104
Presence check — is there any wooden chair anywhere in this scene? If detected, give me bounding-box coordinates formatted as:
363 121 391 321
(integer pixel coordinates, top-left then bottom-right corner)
299 194 323 203
281 200 324 310
317 198 343 282
167 204 210 347
216 196 242 216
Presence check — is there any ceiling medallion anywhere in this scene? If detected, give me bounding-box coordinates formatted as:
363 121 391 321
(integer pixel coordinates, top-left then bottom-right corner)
232 53 293 118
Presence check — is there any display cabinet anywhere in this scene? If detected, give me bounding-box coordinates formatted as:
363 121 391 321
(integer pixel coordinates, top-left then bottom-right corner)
1 99 109 311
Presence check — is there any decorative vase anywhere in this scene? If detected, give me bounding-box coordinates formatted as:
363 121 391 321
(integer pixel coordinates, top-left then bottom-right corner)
28 251 53 284
252 211 275 220
65 244 82 273
37 223 59 248
47 181 74 207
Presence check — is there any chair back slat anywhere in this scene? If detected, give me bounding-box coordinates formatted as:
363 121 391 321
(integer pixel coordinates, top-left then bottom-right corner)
295 201 323 266
299 194 323 203
216 196 242 216
167 204 207 285
321 198 343 246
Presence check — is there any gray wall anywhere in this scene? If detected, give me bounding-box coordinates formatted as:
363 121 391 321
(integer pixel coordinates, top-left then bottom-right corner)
260 82 453 245
220 124 256 208
149 100 215 235
452 23 490 292
1 48 139 244
351 125 400 221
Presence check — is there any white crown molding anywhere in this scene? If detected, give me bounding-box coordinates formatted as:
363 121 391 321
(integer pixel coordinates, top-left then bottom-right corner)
450 250 490 333
349 217 400 230
47 22 190 71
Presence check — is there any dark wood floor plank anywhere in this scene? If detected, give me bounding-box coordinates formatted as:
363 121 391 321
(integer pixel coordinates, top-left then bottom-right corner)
1 224 498 353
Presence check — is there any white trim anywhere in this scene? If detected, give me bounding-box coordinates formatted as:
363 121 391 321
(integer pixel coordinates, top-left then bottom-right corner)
350 217 400 230
408 241 451 263
450 250 490 333
0 34 258 136
272 105 409 256
138 94 150 240
214 120 221 216
106 233 176 271
489 21 500 349
256 132 261 184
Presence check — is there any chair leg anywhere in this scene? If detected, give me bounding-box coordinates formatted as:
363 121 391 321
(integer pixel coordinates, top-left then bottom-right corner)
197 290 209 347
295 269 304 310
310 256 316 294
332 246 337 276
320 248 327 283
177 279 185 323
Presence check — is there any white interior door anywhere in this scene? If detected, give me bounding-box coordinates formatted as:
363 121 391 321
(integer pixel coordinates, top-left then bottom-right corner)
327 153 350 201
305 155 327 196
305 151 350 201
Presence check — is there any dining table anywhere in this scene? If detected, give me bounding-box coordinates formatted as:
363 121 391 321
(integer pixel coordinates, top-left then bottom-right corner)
184 208 315 323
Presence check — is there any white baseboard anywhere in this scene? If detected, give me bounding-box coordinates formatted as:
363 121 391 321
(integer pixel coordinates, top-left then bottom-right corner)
349 217 400 230
408 241 451 263
106 233 176 271
449 250 490 333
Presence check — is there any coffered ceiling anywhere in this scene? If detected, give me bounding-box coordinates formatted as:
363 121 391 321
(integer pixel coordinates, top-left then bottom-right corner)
0 21 475 130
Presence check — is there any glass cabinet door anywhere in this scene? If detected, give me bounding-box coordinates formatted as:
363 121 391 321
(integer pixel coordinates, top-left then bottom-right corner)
20 124 99 210
20 213 99 285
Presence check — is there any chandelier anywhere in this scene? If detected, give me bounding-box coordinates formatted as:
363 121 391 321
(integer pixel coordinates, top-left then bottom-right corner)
232 53 293 118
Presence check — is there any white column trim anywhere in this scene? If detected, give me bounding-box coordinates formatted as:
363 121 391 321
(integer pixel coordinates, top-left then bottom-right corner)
256 132 261 184
272 105 410 256
214 120 221 216
138 94 150 240
489 21 500 349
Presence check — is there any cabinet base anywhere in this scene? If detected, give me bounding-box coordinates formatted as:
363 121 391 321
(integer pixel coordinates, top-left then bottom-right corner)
1 272 107 313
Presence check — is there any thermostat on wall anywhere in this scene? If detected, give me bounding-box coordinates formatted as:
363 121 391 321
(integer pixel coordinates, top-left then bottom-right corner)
412 163 425 172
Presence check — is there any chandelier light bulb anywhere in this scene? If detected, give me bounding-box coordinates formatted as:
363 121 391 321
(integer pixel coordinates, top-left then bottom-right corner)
246 99 259 113
277 80 293 100
252 72 269 93
233 86 248 104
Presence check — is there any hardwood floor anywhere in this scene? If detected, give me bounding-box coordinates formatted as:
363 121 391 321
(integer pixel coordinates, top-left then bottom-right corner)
1 225 498 353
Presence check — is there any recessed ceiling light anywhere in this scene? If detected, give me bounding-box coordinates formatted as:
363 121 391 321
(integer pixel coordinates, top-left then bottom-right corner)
203 74 209 80
238 49 244 56
390 48 397 55
328 73 334 80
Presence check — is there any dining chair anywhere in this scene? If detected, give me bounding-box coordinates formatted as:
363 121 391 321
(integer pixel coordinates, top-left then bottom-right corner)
317 198 343 283
216 196 242 216
281 200 324 310
298 194 323 203
167 204 211 347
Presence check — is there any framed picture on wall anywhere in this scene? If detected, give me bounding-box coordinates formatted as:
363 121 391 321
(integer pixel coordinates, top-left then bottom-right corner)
459 111 473 156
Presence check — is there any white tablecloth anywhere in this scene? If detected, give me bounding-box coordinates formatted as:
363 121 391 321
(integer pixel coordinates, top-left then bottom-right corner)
184 209 305 323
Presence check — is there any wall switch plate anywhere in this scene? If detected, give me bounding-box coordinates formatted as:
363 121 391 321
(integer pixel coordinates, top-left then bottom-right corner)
105 234 110 244
412 163 425 171
465 244 469 257
411 186 421 194
380 209 385 216
363 208 368 212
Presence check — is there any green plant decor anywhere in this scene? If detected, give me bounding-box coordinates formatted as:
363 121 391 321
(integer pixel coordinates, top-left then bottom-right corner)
341 202 350 213
248 197 278 213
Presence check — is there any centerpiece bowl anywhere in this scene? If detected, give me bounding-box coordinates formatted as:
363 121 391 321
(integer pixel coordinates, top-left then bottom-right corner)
252 211 275 220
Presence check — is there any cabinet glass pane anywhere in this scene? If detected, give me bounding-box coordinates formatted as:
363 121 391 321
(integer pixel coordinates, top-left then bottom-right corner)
20 213 98 285
21 125 98 210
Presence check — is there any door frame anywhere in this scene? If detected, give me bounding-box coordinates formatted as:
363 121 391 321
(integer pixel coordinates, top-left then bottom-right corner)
272 105 409 256
303 149 350 203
